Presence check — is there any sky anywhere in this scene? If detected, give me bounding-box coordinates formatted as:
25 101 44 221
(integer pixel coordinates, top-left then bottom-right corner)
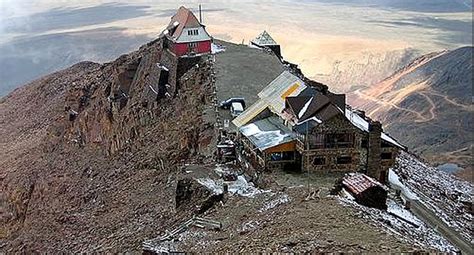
0 0 472 92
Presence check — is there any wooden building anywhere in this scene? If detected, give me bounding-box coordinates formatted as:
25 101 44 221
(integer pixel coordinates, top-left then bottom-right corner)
239 116 297 172
162 6 212 57
340 173 388 210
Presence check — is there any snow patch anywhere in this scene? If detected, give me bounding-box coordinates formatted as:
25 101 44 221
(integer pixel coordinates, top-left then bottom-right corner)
388 169 418 200
298 97 313 119
197 166 270 198
387 199 420 225
338 196 456 252
211 43 226 54
258 193 291 212
240 123 260 137
391 151 473 241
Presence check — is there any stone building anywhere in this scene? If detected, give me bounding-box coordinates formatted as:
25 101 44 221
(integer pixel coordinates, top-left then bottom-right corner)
235 71 405 183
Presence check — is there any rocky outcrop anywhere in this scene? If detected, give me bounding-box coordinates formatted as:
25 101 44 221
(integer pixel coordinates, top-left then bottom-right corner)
0 38 216 252
62 39 213 156
175 178 224 215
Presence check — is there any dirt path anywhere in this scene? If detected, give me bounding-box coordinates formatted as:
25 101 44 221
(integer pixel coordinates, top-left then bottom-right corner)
354 89 430 122
423 91 473 111
410 199 472 254
416 92 436 122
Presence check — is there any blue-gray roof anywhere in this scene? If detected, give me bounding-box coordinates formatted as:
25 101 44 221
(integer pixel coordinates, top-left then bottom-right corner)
240 116 296 151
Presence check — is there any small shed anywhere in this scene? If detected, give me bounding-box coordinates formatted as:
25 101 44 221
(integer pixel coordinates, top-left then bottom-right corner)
251 31 282 58
341 173 388 210
162 6 212 57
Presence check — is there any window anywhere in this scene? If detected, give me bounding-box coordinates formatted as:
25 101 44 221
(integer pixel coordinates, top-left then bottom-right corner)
270 151 294 161
381 152 392 160
312 157 326 166
361 138 368 148
381 140 392 148
309 133 355 149
188 42 198 50
337 156 352 164
309 134 324 149
187 29 199 36
325 134 354 148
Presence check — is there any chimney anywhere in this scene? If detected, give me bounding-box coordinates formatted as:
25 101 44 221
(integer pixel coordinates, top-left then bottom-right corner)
367 121 383 181
356 110 366 119
199 4 203 23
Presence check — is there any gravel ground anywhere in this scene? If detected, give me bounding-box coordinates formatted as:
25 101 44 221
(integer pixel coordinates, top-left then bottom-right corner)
214 40 284 105
213 40 285 130
154 165 422 253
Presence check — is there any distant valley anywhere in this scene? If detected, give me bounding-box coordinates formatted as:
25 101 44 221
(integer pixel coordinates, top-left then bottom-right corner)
347 46 473 177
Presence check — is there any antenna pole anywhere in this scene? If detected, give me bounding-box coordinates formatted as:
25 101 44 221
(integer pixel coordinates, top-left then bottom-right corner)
199 4 203 23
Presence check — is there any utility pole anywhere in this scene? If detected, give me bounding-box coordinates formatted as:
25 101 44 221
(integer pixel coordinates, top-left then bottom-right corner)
306 120 310 192
199 4 203 23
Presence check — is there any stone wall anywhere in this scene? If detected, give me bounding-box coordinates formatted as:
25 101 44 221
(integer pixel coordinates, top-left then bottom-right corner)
64 39 214 156
301 115 366 173
367 121 383 181
160 49 204 97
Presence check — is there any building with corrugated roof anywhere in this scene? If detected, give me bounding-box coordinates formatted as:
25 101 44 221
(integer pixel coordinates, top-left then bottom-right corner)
240 116 298 172
340 173 388 209
235 70 405 183
162 6 212 57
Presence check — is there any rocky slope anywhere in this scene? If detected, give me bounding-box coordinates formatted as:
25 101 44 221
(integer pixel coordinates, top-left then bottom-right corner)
313 48 419 93
0 39 216 252
347 46 473 173
0 37 470 252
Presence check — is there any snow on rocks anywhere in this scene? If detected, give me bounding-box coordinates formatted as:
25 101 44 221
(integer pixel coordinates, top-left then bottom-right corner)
386 200 421 225
388 169 418 200
338 196 456 252
196 165 270 198
258 193 291 212
211 43 226 54
390 151 473 241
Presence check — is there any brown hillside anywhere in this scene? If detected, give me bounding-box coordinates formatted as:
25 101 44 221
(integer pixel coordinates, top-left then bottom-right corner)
0 39 216 252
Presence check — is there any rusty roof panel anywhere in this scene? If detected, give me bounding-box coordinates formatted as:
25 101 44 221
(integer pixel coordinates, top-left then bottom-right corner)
342 173 387 195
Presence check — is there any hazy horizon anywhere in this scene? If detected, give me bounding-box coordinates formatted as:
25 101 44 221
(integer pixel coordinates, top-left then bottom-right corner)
0 0 472 95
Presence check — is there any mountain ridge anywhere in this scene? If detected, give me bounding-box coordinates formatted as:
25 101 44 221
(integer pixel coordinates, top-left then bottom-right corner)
0 36 471 252
347 46 473 175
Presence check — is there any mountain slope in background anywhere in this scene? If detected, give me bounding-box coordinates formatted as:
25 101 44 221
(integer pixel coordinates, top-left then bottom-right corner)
348 46 473 173
313 48 420 93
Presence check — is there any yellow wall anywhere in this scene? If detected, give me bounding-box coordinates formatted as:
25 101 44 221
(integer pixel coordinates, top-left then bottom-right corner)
264 141 296 153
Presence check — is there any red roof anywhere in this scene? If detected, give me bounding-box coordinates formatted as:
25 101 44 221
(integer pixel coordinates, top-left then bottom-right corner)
167 6 202 40
342 173 386 195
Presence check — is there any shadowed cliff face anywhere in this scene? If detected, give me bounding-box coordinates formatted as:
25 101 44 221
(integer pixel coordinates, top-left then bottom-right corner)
348 46 473 172
0 39 216 252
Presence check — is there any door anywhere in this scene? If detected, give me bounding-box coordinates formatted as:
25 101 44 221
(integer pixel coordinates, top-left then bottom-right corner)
188 42 198 54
